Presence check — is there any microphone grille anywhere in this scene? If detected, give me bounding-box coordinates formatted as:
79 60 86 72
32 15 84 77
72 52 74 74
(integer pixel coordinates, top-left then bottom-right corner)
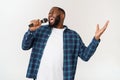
42 18 48 23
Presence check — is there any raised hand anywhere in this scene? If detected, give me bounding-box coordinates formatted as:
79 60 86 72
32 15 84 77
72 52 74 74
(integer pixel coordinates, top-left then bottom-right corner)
95 20 109 40
29 19 41 31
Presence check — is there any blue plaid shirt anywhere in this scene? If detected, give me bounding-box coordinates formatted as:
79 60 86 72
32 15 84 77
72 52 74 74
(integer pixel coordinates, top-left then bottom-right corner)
22 25 100 80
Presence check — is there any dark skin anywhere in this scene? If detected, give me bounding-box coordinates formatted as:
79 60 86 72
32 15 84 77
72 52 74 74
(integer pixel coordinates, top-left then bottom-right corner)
29 7 65 31
29 7 109 40
48 7 65 29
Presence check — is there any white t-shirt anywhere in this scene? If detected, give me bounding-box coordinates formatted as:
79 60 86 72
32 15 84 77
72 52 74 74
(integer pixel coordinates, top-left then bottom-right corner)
37 28 65 80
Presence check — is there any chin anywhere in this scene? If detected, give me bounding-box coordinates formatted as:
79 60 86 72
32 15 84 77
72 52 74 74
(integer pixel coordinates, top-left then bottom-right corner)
49 23 54 27
49 22 54 27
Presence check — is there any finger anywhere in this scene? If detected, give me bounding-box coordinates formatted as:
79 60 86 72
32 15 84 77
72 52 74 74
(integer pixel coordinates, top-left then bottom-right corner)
101 21 109 33
100 20 109 31
104 20 109 29
106 20 109 26
96 24 99 32
36 19 39 24
37 19 40 22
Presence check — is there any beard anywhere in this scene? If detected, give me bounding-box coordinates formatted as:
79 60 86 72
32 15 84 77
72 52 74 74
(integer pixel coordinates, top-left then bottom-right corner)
49 15 60 28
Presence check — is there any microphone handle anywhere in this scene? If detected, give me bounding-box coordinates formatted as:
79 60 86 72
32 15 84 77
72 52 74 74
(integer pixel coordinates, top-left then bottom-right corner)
28 18 48 27
28 20 41 27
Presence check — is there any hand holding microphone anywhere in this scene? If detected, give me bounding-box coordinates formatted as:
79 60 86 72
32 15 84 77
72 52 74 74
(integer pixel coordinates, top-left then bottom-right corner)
29 18 48 31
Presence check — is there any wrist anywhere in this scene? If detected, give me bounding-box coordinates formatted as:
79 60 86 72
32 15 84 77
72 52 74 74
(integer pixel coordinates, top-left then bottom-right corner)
94 36 100 40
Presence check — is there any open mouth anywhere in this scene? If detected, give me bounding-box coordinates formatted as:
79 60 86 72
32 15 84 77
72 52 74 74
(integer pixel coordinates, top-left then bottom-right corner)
49 17 55 24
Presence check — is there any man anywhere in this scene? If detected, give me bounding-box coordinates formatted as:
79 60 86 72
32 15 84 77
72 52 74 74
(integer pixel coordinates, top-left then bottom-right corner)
22 7 109 80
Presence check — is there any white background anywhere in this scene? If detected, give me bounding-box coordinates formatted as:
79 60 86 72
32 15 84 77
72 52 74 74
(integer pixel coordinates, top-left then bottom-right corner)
0 0 120 80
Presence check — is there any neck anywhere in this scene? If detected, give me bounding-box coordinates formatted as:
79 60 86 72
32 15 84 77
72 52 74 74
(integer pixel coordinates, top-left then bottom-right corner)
56 24 64 29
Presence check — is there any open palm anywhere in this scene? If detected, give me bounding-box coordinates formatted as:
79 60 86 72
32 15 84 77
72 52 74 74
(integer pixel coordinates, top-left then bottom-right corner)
95 20 109 40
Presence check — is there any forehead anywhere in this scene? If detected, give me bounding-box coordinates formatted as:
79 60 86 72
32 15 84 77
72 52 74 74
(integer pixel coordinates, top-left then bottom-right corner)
49 7 59 13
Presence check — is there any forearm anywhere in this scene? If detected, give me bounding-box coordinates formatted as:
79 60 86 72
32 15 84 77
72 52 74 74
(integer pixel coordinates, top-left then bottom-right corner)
79 37 100 61
22 30 35 50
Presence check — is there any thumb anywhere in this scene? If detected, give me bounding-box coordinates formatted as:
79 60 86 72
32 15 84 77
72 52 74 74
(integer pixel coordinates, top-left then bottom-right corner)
96 24 99 32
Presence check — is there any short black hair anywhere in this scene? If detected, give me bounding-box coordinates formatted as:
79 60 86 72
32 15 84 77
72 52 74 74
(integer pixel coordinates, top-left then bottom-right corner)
53 7 66 16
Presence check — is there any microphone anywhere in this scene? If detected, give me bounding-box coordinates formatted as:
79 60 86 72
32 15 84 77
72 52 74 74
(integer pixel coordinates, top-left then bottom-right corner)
29 18 48 27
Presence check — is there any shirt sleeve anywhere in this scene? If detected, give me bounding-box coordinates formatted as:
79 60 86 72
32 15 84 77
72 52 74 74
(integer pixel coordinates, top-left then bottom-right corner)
22 30 36 50
78 37 100 61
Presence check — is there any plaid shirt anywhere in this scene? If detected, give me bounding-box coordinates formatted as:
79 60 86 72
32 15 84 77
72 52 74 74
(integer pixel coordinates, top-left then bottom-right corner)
22 25 100 80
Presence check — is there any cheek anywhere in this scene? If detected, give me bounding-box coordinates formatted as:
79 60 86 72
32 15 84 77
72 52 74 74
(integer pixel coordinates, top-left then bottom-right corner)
53 12 59 17
53 14 57 18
